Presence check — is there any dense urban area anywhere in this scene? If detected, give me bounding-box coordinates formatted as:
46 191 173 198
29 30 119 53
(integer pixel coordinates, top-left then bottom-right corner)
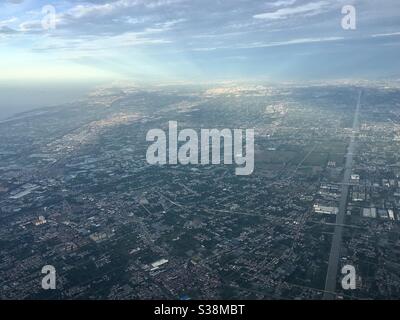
1 82 400 299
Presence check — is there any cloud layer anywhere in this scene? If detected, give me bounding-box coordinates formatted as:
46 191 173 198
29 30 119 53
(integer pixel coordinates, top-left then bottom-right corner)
0 0 399 82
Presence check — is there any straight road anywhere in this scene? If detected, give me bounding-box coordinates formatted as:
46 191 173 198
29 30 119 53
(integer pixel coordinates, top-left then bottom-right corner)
323 90 362 300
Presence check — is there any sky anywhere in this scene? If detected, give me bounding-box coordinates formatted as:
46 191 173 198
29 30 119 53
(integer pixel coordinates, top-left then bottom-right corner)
0 0 400 84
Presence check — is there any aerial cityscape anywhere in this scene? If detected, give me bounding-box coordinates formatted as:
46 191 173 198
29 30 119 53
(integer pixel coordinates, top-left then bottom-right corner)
1 0 400 302
1 81 400 299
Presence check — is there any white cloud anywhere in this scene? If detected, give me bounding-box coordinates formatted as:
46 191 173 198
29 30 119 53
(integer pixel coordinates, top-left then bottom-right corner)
19 20 42 31
0 17 18 26
267 0 297 8
63 0 185 20
0 26 18 34
32 30 172 55
254 1 329 20
191 36 344 51
371 32 400 38
246 36 344 48
144 18 186 33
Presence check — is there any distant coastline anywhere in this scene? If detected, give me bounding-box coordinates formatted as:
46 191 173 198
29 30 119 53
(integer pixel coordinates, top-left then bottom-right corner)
0 83 96 120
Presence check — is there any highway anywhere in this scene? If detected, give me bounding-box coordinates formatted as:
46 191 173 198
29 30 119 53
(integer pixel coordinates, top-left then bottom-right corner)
323 90 362 300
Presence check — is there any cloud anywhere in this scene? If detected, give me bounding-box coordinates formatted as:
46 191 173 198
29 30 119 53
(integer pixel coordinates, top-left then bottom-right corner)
19 20 42 31
60 0 184 21
267 0 297 7
254 1 329 20
0 17 18 26
371 32 400 38
14 1 187 43
0 26 18 34
242 36 344 48
1 0 400 82
191 36 344 51
31 29 172 55
144 18 186 33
